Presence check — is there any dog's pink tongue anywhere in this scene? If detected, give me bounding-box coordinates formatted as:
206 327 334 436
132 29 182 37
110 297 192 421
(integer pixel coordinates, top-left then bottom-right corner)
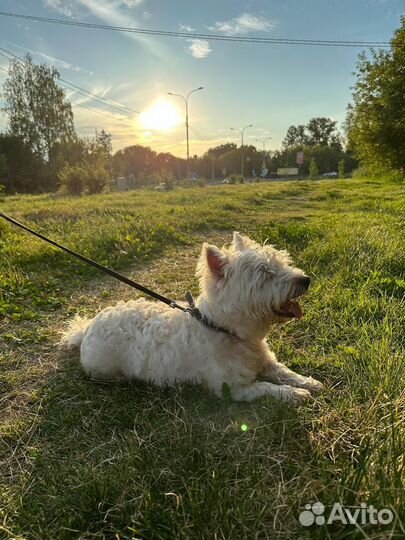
279 300 303 319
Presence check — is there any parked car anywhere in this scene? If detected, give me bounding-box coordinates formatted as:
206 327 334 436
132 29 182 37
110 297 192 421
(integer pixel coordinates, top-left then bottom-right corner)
323 171 338 177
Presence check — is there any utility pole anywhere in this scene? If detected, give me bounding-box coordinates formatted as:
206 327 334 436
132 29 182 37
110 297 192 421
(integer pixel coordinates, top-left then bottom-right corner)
230 124 253 178
168 87 203 180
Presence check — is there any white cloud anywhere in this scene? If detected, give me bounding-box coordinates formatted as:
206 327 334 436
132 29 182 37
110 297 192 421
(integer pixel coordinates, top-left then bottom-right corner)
65 82 114 106
42 0 79 17
43 0 143 16
119 0 144 7
209 13 275 36
179 24 195 32
3 40 94 75
40 51 94 75
74 0 167 59
187 39 212 59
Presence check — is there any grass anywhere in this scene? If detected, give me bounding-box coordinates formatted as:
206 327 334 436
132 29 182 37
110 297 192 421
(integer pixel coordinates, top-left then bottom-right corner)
0 178 404 540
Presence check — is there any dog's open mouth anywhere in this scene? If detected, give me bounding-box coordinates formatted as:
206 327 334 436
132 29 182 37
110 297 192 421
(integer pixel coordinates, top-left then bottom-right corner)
275 300 303 319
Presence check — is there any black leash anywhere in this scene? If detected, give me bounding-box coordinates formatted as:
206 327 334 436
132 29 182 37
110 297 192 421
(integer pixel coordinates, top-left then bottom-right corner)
0 212 234 336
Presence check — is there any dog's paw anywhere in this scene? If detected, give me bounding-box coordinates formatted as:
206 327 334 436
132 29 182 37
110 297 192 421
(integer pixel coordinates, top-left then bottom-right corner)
280 385 312 405
304 377 324 394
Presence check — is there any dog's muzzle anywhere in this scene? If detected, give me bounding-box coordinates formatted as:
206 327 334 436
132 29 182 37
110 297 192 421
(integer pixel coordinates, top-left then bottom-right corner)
274 275 311 319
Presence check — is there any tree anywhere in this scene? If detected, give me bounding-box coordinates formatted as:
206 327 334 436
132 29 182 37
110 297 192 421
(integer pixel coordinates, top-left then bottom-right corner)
204 143 237 158
306 117 338 146
343 104 356 153
329 133 343 151
1 54 75 160
112 144 187 185
191 144 237 179
0 154 7 179
309 158 319 179
49 137 87 172
282 125 308 148
58 163 84 195
216 145 262 177
347 18 405 174
58 157 111 196
112 145 158 180
94 129 112 163
283 119 341 149
0 133 44 192
338 159 345 178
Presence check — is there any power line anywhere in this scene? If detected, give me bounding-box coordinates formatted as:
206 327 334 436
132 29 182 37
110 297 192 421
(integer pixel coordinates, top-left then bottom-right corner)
58 79 139 115
0 46 139 116
189 126 211 141
0 45 139 116
0 48 136 124
0 11 393 48
69 100 133 122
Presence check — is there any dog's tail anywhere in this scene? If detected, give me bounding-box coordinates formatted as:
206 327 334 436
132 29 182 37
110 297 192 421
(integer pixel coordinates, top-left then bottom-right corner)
60 315 92 349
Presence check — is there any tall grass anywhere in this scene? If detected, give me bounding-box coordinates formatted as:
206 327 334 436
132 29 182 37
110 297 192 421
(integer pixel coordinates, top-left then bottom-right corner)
0 178 404 539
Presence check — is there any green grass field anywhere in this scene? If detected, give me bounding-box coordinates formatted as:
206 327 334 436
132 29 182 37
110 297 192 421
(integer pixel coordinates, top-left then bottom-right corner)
0 178 404 540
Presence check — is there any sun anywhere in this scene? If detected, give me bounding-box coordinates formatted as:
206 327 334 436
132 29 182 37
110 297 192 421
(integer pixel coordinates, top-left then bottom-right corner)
140 99 182 131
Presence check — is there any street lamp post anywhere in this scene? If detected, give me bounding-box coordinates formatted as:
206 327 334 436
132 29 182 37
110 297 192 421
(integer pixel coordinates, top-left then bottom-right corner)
168 86 203 180
256 136 272 180
256 136 272 154
231 124 253 178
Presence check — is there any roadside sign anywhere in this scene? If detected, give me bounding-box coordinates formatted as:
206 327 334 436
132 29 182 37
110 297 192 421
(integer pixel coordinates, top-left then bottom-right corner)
277 167 299 176
296 151 304 165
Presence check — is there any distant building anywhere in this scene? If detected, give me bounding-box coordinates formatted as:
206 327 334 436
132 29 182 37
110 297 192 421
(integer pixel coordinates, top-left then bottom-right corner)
114 177 129 191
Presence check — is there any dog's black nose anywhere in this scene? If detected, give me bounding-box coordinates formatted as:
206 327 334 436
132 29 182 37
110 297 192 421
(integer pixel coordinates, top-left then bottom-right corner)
299 276 311 290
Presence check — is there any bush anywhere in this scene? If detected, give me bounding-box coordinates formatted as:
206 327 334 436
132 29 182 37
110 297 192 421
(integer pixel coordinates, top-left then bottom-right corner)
163 175 175 190
58 164 83 195
352 166 369 179
379 169 405 184
228 173 244 184
83 163 111 194
58 162 111 195
309 158 319 179
352 166 405 183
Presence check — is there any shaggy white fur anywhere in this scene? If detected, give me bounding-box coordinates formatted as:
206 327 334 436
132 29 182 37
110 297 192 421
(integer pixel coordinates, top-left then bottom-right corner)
61 232 323 403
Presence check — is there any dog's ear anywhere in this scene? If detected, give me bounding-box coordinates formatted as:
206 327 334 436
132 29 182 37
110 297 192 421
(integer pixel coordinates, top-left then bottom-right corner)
232 231 250 251
203 243 228 279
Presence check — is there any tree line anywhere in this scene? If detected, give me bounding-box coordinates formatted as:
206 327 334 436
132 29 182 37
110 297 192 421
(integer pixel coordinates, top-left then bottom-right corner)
1 13 404 196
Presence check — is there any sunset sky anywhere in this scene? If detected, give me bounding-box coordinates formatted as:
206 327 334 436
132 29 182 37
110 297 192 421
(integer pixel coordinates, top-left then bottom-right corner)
0 0 403 156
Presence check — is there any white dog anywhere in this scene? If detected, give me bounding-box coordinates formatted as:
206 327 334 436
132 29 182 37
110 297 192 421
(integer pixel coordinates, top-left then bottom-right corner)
61 232 323 403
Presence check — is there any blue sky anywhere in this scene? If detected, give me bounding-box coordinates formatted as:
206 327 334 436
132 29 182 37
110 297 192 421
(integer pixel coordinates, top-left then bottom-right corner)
0 0 403 156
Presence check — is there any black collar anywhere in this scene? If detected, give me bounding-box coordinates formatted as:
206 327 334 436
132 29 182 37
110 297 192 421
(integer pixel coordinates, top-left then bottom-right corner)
185 292 238 338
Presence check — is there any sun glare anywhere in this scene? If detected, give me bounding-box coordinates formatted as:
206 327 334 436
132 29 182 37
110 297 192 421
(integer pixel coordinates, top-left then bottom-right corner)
140 99 182 131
